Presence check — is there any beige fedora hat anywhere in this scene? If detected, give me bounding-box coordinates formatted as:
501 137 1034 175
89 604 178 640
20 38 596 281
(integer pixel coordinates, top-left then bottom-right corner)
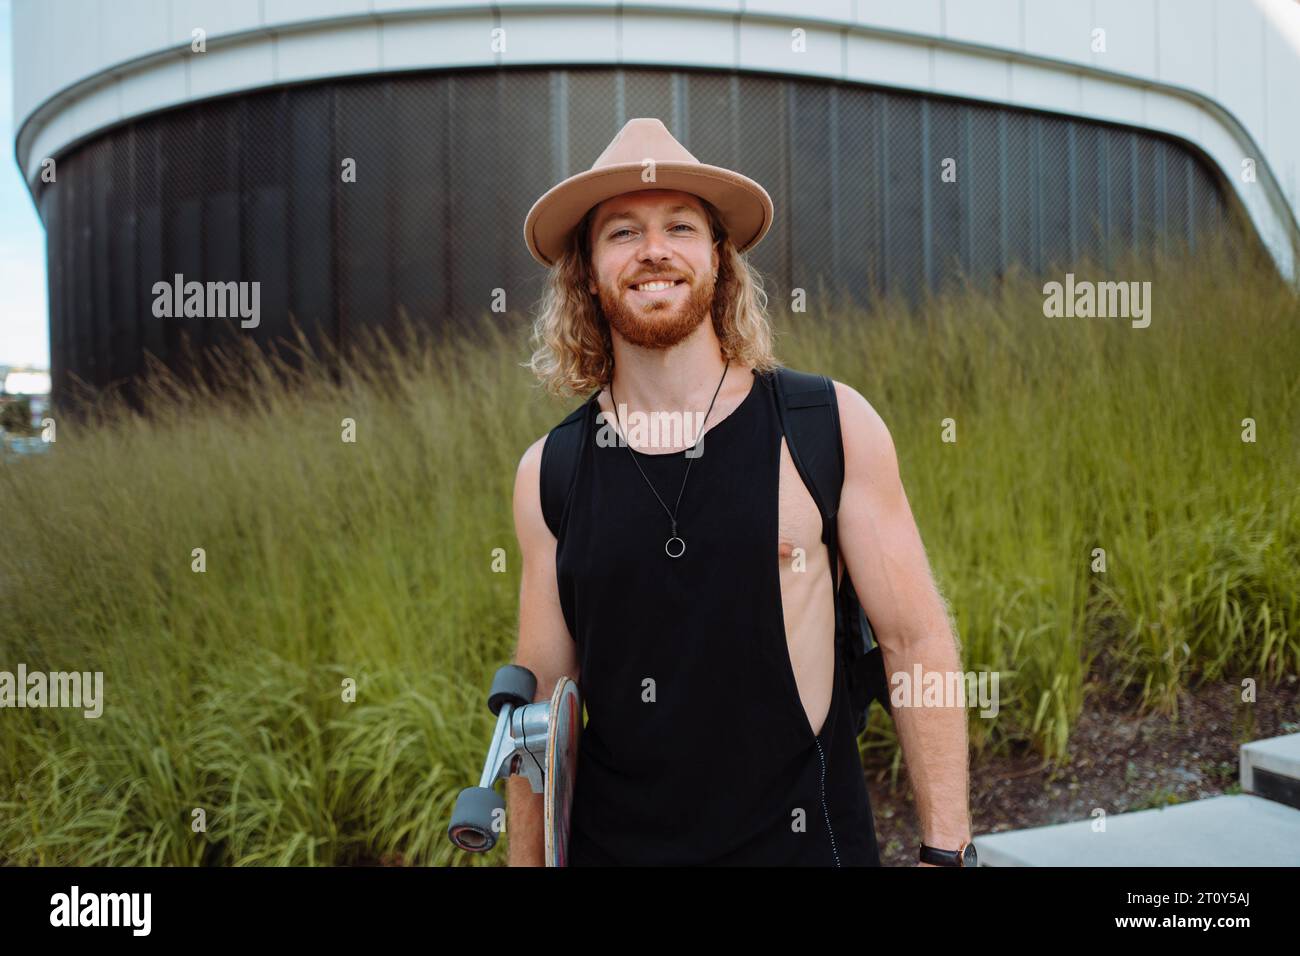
523 117 774 267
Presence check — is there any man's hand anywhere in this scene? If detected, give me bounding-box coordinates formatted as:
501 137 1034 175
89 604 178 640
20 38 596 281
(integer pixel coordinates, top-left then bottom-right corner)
507 434 581 866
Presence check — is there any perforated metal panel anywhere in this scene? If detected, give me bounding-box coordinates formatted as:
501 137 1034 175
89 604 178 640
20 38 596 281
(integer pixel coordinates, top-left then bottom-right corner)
36 66 1240 408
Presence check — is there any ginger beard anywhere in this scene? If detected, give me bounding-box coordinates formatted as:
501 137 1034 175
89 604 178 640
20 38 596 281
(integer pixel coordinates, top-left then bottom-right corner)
595 269 717 350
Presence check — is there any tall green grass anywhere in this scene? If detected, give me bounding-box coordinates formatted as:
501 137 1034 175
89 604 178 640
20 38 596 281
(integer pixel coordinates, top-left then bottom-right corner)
798 237 1300 760
1 239 1296 864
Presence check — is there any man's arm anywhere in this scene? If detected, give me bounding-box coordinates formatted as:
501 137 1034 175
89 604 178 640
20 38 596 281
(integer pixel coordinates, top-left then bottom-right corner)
832 381 972 860
506 435 581 866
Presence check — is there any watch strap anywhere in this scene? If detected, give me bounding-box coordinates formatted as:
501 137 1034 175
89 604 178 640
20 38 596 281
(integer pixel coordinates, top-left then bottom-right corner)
919 842 969 866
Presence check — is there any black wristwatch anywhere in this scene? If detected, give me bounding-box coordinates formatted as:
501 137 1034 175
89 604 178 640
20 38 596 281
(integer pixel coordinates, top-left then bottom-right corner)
919 841 977 867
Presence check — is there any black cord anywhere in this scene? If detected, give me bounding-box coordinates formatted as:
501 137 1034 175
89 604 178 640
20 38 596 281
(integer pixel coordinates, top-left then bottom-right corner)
609 357 731 540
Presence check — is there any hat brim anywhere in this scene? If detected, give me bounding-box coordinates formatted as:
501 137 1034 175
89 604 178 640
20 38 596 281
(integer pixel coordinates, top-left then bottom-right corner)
523 162 773 267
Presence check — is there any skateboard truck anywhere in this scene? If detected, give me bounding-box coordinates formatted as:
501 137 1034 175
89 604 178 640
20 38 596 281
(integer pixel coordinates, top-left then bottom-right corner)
448 664 581 866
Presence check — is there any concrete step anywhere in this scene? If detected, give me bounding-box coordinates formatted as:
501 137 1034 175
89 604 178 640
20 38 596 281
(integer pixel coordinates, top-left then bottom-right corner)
974 794 1300 866
1241 732 1300 810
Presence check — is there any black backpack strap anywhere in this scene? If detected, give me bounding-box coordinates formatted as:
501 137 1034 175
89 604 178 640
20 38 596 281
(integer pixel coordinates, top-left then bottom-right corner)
540 394 597 539
768 366 890 724
768 367 844 562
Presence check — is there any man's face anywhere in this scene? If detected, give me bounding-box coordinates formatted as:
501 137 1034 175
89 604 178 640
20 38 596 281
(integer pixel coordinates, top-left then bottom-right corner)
585 189 721 350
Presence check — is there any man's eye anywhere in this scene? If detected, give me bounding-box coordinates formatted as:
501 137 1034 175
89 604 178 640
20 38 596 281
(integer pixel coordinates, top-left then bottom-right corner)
610 224 694 239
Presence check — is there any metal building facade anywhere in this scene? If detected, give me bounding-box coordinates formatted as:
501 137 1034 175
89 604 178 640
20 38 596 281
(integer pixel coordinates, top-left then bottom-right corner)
16 1 1300 407
38 66 1233 403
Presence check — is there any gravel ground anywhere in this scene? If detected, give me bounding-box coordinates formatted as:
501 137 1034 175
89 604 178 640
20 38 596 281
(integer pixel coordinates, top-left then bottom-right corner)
865 672 1300 867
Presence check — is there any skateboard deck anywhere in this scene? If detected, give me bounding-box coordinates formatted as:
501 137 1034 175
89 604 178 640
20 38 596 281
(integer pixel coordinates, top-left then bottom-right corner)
543 676 581 866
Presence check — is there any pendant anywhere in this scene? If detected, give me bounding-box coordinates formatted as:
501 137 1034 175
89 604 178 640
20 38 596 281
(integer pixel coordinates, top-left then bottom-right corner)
665 536 686 558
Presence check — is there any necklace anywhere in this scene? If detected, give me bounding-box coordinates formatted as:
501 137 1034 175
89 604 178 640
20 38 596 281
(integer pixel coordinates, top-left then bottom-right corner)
608 358 731 559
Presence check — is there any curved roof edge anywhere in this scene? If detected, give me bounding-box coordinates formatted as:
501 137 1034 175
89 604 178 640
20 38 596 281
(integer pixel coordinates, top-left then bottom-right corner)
13 1 1300 281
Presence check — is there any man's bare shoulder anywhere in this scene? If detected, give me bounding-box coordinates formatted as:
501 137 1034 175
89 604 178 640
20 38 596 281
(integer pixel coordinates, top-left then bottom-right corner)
831 379 902 489
514 435 552 541
518 434 549 476
516 391 591 509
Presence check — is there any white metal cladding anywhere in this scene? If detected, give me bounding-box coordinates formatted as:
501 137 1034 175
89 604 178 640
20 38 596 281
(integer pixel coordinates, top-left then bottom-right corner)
11 0 1300 280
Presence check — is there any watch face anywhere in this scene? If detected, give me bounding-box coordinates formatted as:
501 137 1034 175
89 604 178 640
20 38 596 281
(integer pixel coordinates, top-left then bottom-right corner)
962 843 978 867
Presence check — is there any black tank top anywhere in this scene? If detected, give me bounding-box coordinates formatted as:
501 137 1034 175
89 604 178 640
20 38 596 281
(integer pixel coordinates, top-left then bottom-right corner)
554 367 881 866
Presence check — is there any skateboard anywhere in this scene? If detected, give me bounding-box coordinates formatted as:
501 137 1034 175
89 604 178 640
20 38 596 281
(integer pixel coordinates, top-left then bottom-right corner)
448 664 581 866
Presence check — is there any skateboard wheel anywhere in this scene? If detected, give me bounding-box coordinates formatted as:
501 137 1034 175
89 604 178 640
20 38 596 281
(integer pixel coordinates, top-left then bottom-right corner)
448 786 507 853
488 664 536 716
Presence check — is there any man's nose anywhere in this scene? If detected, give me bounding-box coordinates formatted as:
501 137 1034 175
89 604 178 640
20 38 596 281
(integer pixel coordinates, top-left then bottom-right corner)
635 227 674 261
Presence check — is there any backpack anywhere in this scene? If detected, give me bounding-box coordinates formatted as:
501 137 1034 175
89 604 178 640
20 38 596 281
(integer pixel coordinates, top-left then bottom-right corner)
539 365 892 737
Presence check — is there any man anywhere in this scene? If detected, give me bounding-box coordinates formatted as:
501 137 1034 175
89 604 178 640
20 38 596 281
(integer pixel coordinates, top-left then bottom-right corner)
508 118 972 866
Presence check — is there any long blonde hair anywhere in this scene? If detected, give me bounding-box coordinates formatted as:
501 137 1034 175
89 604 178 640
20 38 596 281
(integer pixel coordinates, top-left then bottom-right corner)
524 197 781 398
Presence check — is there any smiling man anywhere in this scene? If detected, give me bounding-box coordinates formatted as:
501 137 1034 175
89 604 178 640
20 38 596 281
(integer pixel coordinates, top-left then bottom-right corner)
508 118 973 867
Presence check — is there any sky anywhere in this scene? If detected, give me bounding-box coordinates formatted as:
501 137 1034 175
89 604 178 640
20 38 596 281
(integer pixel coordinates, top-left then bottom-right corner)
0 0 50 369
